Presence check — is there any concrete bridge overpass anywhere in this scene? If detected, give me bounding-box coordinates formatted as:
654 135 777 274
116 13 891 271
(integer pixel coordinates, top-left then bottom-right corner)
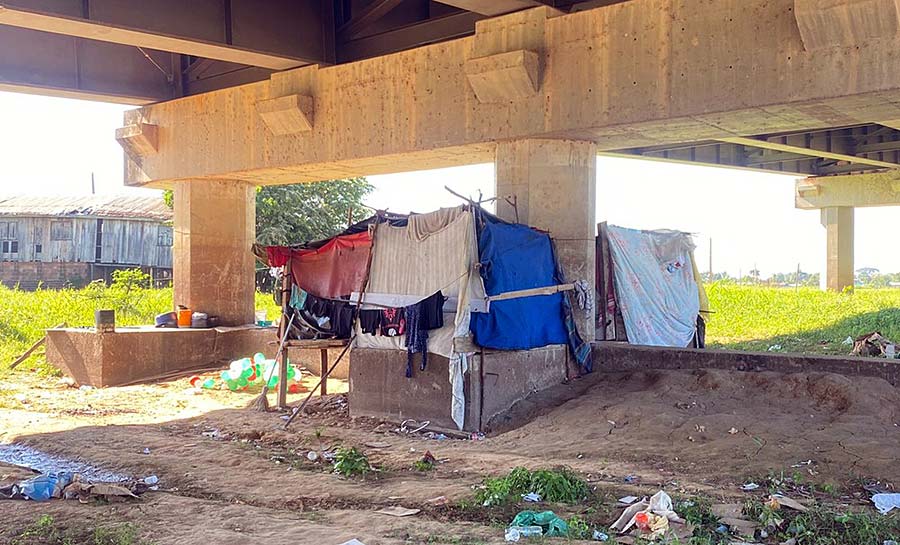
2 0 900 324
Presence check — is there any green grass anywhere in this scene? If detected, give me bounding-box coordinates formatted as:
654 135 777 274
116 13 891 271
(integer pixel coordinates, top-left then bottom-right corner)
742 498 900 545
705 283 900 354
331 446 372 477
10 515 153 545
476 466 590 507
0 270 281 376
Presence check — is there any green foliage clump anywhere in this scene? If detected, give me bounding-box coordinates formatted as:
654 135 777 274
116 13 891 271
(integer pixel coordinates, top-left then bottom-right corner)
413 459 435 472
11 515 152 545
332 446 371 477
476 466 589 507
743 499 900 545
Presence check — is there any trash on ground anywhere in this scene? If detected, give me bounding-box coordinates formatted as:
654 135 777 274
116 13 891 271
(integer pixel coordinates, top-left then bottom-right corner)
850 331 899 358
522 492 541 502
842 336 854 345
338 540 366 545
426 495 448 506
505 525 543 542
741 482 760 491
728 427 739 435
611 490 685 541
509 510 569 538
1 470 153 503
768 494 809 512
624 474 638 483
872 493 900 514
618 495 639 505
767 344 782 352
375 506 420 517
592 530 609 541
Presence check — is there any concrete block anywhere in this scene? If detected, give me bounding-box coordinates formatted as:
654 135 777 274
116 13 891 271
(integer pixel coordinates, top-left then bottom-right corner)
46 325 276 387
465 50 540 103
795 0 900 50
349 349 461 430
256 94 314 135
115 123 158 158
480 345 568 425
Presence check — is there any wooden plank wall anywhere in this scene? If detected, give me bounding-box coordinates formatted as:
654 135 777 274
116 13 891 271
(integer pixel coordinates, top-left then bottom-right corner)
0 216 172 268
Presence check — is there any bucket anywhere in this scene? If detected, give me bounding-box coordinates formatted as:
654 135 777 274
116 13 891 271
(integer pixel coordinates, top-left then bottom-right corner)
177 307 193 327
191 312 209 328
254 309 267 326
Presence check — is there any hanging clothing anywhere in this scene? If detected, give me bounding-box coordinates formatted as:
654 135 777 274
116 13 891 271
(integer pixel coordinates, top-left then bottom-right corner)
405 302 429 377
381 307 406 337
418 290 445 330
292 285 308 310
359 310 382 335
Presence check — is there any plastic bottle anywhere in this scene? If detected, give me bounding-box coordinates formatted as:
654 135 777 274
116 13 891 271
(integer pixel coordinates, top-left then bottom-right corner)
505 526 543 542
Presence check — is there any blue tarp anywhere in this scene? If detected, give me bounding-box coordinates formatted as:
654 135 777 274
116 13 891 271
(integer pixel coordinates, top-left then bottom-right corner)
470 218 569 351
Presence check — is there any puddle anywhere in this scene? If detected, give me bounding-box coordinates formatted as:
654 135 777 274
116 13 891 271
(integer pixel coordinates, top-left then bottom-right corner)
0 443 129 482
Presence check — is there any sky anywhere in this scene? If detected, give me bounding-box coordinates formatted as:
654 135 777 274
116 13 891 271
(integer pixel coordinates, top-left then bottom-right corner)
1 90 899 278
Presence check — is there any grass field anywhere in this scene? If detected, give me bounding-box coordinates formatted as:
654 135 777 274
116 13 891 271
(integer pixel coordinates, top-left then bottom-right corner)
2 280 900 376
705 283 900 354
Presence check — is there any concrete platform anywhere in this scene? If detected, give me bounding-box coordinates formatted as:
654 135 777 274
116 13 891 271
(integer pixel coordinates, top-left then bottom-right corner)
348 345 569 432
46 325 277 387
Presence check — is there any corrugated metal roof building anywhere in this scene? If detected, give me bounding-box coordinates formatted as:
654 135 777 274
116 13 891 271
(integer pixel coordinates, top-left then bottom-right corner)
0 194 173 289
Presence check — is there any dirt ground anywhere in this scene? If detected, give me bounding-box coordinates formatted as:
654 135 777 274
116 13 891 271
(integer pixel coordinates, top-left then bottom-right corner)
1 366 898 544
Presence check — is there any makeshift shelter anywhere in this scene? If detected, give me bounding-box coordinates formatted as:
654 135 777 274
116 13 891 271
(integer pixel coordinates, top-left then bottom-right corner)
595 222 709 347
257 206 591 431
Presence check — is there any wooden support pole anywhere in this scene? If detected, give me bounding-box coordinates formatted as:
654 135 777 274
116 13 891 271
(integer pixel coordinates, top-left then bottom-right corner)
319 349 328 396
277 261 291 410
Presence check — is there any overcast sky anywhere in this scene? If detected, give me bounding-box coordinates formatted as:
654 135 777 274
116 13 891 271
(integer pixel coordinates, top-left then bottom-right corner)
1 90 898 277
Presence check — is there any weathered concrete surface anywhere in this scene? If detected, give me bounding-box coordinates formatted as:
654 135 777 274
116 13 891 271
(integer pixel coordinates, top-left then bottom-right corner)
173 180 256 325
495 139 596 337
348 349 465 431
480 345 569 428
821 206 854 292
349 345 569 432
290 347 350 380
593 342 900 386
797 171 900 209
124 1 900 187
46 325 276 387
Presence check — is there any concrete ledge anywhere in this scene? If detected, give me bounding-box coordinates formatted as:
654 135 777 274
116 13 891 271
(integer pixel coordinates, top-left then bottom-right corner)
594 342 900 386
46 325 277 387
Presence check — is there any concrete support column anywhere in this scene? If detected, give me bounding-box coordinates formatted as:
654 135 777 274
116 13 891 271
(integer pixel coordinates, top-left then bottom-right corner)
495 139 596 338
173 180 256 325
821 206 854 292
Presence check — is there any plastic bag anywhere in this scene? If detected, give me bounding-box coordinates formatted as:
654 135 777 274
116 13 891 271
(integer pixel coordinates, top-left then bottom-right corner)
20 472 75 502
510 510 569 537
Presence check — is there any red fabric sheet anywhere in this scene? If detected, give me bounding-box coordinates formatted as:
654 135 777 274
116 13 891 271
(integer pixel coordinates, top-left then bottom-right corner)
290 231 372 298
266 246 292 267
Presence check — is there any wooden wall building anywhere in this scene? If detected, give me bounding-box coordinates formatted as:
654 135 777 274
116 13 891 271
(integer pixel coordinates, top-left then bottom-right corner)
0 195 173 289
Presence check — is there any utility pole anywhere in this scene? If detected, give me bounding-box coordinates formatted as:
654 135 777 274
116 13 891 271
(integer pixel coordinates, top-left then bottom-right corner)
708 238 713 282
91 172 95 195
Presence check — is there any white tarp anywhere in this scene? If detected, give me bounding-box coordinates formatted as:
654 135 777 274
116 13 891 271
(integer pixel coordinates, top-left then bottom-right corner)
606 225 700 347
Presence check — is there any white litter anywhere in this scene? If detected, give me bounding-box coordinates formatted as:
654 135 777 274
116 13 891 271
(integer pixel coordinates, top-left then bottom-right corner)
521 492 541 502
872 493 900 514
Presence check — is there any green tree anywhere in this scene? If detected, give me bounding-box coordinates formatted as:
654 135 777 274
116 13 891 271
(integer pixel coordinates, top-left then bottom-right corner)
163 178 373 245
